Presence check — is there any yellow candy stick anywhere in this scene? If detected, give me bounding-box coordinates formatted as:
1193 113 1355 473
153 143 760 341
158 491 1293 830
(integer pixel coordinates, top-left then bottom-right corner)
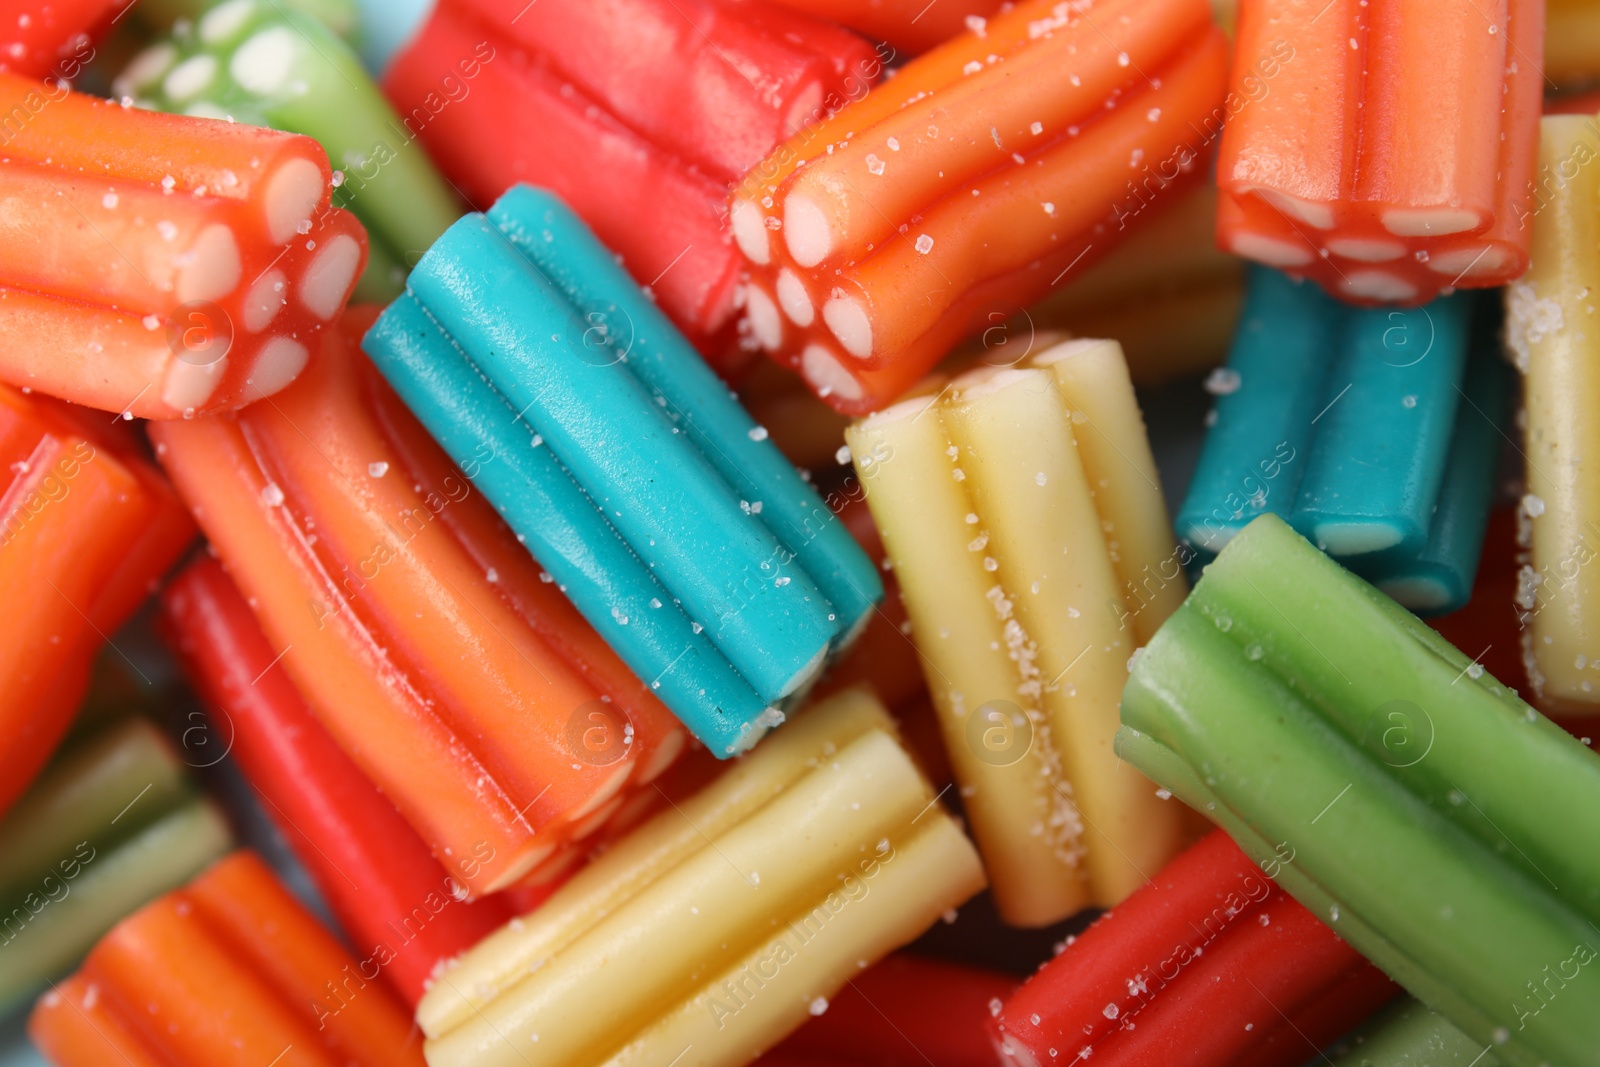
1508 113 1600 714
846 339 1187 926
417 689 983 1067
600 815 982 1067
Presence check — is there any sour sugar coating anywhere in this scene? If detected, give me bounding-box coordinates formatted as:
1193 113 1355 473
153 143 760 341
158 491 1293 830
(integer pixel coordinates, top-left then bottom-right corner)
415 688 986 1067
1178 266 1507 615
992 830 1399 1067
1120 514 1600 1067
1217 0 1543 304
113 0 462 302
846 338 1189 927
0 71 365 417
0 385 194 820
1507 112 1600 716
364 185 882 757
382 0 880 366
28 850 426 1067
0 719 232 1013
732 0 1229 414
151 309 688 898
159 558 513 1007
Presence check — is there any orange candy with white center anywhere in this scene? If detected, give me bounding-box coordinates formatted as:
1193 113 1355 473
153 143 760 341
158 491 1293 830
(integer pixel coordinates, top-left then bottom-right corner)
1215 0 1544 304
0 72 365 417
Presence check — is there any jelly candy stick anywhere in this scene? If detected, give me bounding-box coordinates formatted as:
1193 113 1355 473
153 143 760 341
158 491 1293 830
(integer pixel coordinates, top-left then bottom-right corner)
845 338 1187 926
415 687 985 1067
1216 0 1543 303
1178 267 1505 614
1325 999 1506 1067
0 0 118 77
0 71 364 416
1507 113 1600 714
773 954 1014 1067
133 0 361 42
992 831 1398 1067
115 0 461 301
0 718 232 1011
733 0 1228 412
159 557 513 1006
383 0 879 361
29 850 425 1066
152 311 685 895
1120 514 1600 1067
365 185 880 753
0 386 194 818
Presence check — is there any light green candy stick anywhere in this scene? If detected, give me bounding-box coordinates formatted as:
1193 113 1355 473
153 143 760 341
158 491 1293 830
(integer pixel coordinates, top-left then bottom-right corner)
114 0 460 301
1119 513 1600 1067
1322 999 1504 1067
0 719 233 1012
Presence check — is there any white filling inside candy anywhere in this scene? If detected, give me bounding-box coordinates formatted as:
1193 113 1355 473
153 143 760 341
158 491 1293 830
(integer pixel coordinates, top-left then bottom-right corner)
300 233 362 320
776 267 814 326
784 194 832 267
1339 270 1418 302
162 54 217 102
822 293 872 359
243 336 308 400
730 197 770 265
230 25 298 95
243 269 287 332
744 284 783 351
176 223 242 303
200 0 257 44
1229 231 1313 267
801 343 863 401
1327 237 1404 262
1382 207 1480 237
263 157 323 244
162 352 229 410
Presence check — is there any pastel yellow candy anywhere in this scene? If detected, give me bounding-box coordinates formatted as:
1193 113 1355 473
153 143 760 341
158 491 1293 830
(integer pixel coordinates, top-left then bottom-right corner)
416 688 984 1067
1507 114 1600 714
845 338 1188 927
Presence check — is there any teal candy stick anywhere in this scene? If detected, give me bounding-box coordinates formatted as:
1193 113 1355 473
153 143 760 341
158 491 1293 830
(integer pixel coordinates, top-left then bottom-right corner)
1365 332 1507 611
1176 266 1493 614
485 186 883 644
114 0 460 301
364 296 771 755
1177 266 1338 554
1292 296 1471 557
405 214 841 705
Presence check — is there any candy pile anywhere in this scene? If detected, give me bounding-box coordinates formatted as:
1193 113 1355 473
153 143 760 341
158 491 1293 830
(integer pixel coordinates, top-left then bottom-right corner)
0 2 1597 1067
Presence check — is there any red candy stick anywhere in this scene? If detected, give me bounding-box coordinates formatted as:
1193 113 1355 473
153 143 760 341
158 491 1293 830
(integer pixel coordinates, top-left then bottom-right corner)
383 0 879 366
771 953 1016 1067
159 557 513 1006
30 850 426 1066
0 0 121 78
992 831 1399 1067
0 385 193 817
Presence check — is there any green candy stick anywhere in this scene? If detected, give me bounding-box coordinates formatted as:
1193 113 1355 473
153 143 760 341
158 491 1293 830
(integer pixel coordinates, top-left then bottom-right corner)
114 0 460 301
0 719 233 1011
1119 514 1600 1067
1323 999 1505 1067
133 0 361 49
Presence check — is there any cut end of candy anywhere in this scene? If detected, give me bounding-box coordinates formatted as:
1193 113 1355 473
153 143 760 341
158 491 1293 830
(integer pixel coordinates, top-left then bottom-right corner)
243 269 287 333
784 194 833 268
1250 187 1335 230
731 198 770 265
801 343 863 401
1312 520 1404 556
823 293 872 359
778 640 830 701
1381 207 1482 238
162 352 230 411
1326 237 1405 262
1229 231 1314 268
744 283 783 351
300 234 362 320
263 157 324 245
784 81 824 139
776 268 815 326
1339 270 1418 303
176 224 242 304
1376 575 1456 613
241 336 309 401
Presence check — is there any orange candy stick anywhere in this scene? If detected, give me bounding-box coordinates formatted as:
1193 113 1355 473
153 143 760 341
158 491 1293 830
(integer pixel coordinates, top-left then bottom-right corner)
0 71 365 417
732 0 1228 414
1216 0 1543 304
150 312 685 896
0 386 193 818
29 851 425 1067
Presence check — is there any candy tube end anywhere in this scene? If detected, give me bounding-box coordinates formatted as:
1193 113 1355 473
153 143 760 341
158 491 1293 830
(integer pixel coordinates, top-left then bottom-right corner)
822 294 873 360
785 194 833 268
